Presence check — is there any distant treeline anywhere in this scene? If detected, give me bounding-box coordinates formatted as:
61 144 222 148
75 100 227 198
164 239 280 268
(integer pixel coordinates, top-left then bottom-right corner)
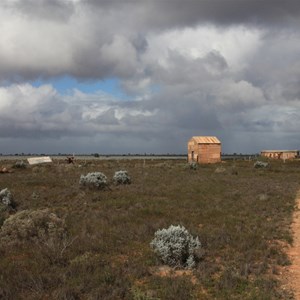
0 153 259 160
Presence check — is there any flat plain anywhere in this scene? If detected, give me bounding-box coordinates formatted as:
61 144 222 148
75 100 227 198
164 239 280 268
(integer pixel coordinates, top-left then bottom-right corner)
0 158 299 299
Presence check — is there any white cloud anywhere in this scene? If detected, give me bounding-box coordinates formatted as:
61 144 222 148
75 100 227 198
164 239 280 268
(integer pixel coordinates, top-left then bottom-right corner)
215 79 266 110
1 1 300 153
143 26 263 71
0 83 159 137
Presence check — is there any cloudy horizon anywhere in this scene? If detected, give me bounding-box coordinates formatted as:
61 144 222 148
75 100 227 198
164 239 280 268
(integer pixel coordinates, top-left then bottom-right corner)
1 0 300 154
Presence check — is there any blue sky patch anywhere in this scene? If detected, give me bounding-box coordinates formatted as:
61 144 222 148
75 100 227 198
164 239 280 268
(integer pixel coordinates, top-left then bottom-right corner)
31 76 130 100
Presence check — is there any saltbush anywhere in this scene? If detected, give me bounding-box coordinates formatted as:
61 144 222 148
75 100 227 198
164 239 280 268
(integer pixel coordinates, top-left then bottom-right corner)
254 161 268 168
79 172 108 189
150 225 201 269
188 162 198 170
13 160 27 169
0 188 15 227
113 170 131 185
0 188 14 207
0 208 66 246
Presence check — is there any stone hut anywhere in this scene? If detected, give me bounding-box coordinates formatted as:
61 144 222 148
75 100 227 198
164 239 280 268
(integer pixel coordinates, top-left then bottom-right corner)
188 136 221 164
261 150 299 160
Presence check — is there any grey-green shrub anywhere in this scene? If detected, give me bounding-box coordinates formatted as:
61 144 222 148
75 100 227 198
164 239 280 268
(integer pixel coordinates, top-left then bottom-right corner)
113 170 131 185
0 208 66 246
13 160 27 169
254 161 268 168
150 225 201 269
189 162 198 170
79 172 108 189
0 188 15 227
0 188 14 206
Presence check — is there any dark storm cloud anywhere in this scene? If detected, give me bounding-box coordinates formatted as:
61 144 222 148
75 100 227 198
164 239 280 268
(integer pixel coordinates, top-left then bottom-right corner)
85 0 300 28
6 0 75 21
1 0 300 153
1 0 299 82
240 29 300 104
157 0 300 27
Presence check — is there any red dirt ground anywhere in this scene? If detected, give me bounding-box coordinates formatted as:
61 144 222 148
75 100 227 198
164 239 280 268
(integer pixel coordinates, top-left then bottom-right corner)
282 195 300 299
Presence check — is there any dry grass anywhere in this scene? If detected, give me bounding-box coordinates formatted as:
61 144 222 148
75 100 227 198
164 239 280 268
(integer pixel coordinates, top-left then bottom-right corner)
0 158 299 299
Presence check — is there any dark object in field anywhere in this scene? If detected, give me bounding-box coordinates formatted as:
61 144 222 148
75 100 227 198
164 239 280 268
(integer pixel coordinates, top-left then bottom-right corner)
66 155 75 164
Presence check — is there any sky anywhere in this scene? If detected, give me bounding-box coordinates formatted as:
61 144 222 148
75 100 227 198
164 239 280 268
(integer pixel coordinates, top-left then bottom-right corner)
0 0 300 154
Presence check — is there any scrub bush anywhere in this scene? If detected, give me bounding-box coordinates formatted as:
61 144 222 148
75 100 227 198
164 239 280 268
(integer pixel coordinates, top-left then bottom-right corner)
13 160 27 169
0 208 66 246
189 162 198 170
79 172 108 189
0 188 14 207
150 225 201 269
113 170 131 185
0 188 16 227
254 161 268 168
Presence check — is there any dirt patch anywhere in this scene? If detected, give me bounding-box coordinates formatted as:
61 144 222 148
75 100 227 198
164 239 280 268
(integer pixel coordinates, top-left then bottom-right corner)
150 265 198 284
282 195 300 299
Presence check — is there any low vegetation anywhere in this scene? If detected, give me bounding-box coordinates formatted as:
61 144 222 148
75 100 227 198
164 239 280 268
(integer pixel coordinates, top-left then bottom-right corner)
150 224 201 269
113 170 131 185
79 171 108 189
0 188 14 206
254 160 269 168
188 161 198 170
12 160 27 169
0 157 299 299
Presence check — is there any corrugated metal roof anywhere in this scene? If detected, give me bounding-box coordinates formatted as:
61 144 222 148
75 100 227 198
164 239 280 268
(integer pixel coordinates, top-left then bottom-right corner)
192 136 221 144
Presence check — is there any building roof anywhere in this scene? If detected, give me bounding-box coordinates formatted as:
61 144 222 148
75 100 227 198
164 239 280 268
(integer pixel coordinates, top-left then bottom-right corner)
191 136 221 144
261 150 298 153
